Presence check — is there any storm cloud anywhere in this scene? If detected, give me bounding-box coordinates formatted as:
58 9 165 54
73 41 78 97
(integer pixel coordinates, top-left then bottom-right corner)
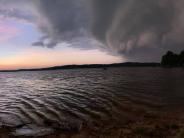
91 0 184 61
31 0 91 48
1 0 184 61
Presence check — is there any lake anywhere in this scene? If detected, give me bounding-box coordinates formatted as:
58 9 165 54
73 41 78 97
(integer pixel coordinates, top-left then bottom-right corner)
0 67 184 136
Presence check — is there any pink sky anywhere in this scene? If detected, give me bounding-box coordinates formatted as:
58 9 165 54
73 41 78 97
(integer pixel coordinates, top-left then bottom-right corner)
0 48 123 70
0 22 21 42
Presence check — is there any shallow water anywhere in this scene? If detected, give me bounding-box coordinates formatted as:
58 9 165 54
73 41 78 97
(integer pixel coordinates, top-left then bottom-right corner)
0 67 184 136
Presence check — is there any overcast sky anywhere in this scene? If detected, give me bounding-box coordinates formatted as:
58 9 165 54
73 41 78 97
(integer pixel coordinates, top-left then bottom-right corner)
0 0 184 69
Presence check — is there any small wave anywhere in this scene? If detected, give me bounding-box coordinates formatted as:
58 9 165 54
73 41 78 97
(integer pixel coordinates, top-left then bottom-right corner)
0 68 183 136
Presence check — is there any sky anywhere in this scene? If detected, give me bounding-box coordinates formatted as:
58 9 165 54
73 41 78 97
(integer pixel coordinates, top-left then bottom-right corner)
0 0 184 69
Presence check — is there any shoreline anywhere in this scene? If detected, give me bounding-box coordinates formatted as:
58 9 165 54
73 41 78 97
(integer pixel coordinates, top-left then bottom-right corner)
0 62 160 72
1 106 184 138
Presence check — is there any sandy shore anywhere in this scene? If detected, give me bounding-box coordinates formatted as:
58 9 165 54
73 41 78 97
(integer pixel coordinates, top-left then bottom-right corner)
45 109 184 138
0 107 184 138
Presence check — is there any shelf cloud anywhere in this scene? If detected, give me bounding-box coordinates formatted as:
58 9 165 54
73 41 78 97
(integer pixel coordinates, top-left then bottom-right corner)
1 0 184 61
91 0 184 61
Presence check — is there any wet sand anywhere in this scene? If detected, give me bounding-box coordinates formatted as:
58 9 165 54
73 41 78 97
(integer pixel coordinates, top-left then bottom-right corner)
43 109 184 138
0 106 184 138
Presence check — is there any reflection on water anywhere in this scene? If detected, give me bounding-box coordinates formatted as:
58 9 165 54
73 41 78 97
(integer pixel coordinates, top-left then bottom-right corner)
0 67 184 136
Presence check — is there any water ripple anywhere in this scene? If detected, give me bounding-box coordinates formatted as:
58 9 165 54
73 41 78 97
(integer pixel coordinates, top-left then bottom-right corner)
0 68 184 136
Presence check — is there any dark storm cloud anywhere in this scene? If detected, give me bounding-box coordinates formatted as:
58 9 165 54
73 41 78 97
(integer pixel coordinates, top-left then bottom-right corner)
32 41 44 47
91 0 122 42
32 0 184 61
32 0 90 48
91 0 184 61
1 0 184 61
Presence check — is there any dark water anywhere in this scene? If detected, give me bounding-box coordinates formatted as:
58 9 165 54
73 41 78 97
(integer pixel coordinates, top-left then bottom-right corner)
0 67 184 136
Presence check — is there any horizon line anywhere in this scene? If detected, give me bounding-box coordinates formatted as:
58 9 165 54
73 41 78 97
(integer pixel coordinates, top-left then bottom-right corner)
0 62 160 72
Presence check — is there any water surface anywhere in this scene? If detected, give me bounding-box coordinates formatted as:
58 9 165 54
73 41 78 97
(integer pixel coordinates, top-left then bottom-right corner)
0 67 184 136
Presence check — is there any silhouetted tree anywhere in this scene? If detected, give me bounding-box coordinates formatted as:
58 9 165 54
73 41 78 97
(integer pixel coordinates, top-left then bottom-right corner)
161 50 184 67
161 51 179 67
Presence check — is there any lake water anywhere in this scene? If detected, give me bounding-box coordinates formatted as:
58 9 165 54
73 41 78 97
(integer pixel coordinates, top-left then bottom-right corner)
0 67 184 136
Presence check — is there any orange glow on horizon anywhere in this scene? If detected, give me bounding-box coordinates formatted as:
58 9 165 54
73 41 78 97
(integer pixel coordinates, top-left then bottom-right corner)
0 48 124 70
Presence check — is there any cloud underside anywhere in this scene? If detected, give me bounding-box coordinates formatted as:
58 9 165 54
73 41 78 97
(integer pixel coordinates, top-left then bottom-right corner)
1 0 184 61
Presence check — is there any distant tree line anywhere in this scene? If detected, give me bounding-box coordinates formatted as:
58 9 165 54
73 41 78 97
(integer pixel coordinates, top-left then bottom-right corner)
161 50 184 67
